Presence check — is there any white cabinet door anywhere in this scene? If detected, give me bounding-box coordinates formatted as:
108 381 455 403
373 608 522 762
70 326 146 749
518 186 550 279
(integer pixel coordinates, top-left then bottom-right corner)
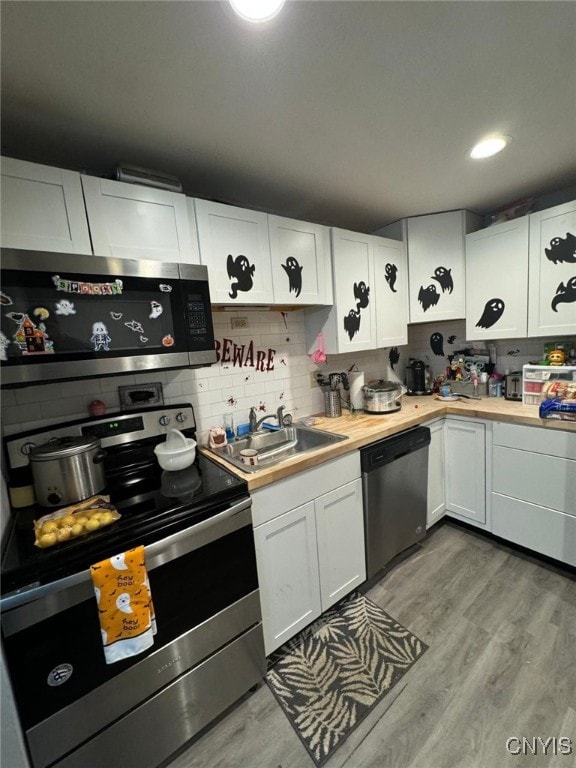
373 236 408 347
0 157 92 254
332 229 376 351
528 200 576 337
194 199 272 304
444 418 486 525
315 478 365 610
268 215 332 305
426 419 446 528
82 176 197 263
407 211 480 323
465 216 530 340
254 501 322 656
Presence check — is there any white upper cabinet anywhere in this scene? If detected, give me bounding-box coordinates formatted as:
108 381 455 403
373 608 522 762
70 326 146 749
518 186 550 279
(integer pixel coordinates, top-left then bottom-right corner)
465 216 530 340
268 215 332 305
0 157 92 254
405 211 481 323
306 228 377 354
193 199 273 304
373 236 408 347
82 176 198 263
528 200 576 337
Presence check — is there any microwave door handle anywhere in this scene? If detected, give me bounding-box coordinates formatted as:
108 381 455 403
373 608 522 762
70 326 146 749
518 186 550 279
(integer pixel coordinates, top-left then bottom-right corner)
0 498 251 612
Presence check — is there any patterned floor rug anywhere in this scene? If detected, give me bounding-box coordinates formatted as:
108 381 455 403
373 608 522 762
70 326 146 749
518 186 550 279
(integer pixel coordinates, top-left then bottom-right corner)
265 592 428 767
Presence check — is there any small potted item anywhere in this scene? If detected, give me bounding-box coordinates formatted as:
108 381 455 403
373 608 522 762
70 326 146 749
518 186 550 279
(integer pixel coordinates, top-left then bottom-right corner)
153 429 197 471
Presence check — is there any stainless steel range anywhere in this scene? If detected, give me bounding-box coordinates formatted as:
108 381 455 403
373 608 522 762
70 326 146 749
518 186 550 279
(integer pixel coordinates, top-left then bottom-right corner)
1 405 265 768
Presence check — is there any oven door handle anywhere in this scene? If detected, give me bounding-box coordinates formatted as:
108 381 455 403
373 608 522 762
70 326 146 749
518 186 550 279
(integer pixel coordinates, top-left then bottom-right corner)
0 497 252 612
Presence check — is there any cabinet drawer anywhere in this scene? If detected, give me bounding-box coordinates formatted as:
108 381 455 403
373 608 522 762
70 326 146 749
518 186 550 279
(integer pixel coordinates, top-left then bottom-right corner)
492 493 576 567
493 422 576 459
493 446 575 515
251 452 360 526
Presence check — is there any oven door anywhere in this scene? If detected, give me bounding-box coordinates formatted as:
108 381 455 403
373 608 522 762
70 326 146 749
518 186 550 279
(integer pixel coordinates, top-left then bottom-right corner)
1 498 264 768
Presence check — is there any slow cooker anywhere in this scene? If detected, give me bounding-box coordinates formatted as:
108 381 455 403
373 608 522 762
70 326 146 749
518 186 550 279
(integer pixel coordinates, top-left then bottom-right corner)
29 436 107 507
362 380 405 414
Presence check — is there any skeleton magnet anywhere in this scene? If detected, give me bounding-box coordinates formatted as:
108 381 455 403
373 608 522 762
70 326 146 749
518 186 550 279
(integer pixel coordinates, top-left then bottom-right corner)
91 322 112 352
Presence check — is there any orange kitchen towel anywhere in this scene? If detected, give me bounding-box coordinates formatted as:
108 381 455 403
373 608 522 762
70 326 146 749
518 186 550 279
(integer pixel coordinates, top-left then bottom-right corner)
90 545 157 665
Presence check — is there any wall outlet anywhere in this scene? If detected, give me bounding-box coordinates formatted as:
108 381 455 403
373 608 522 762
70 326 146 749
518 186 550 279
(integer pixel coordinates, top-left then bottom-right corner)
231 317 248 329
311 371 329 388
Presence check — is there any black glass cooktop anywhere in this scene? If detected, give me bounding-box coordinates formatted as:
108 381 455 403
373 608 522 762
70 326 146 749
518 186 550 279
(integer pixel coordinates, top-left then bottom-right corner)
1 453 248 596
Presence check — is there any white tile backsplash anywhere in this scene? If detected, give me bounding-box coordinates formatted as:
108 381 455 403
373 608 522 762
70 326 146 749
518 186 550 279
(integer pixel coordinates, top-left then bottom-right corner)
2 307 574 443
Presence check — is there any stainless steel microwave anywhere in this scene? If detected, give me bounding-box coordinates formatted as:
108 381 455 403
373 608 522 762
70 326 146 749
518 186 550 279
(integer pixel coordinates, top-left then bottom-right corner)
0 250 216 387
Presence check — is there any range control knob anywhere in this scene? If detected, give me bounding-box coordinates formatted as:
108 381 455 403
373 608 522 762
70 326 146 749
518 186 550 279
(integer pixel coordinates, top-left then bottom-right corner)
21 442 36 456
175 412 187 423
47 492 62 506
159 415 171 427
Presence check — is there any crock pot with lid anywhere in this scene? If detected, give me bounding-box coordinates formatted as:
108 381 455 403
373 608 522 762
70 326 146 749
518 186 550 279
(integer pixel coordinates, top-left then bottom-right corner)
29 436 107 508
362 380 405 414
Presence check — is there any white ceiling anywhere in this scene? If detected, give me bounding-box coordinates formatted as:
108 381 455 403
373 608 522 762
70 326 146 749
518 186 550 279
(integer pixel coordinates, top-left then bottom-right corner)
2 1 576 232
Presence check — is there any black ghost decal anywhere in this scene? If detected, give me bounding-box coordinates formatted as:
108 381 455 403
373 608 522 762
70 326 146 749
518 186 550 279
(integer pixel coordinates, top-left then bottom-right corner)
551 276 576 312
431 266 453 294
418 284 440 312
447 335 457 344
384 263 398 293
476 298 505 328
430 332 445 356
343 308 361 340
354 281 370 310
389 347 400 370
282 256 303 298
545 233 576 264
227 254 255 299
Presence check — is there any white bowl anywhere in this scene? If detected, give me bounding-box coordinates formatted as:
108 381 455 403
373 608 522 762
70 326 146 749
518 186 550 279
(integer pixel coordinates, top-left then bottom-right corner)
154 429 197 471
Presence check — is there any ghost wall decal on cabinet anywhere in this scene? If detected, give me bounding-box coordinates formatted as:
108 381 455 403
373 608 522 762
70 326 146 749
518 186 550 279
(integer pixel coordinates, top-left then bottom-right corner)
476 298 505 329
431 266 454 294
227 254 255 299
354 281 370 310
545 233 576 264
343 309 362 340
282 256 303 297
551 277 576 312
418 284 440 312
384 263 398 293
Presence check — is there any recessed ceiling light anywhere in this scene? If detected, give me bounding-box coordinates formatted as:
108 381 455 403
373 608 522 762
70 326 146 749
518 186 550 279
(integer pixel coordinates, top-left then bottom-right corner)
469 134 512 160
229 0 285 23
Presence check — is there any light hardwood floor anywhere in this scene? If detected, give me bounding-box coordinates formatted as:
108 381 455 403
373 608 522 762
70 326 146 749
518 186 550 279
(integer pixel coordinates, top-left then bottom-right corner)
165 522 576 768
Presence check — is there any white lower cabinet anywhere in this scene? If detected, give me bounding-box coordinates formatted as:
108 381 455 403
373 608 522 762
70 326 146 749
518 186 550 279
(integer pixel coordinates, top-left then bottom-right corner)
444 417 486 526
426 419 446 529
315 480 365 609
252 454 365 655
491 422 576 567
253 501 322 652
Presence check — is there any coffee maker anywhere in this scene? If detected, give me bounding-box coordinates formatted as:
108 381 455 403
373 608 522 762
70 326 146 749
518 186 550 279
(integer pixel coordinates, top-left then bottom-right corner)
405 359 433 395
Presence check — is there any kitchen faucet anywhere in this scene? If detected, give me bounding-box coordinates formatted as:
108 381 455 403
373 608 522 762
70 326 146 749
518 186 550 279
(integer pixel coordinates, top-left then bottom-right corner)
249 405 290 433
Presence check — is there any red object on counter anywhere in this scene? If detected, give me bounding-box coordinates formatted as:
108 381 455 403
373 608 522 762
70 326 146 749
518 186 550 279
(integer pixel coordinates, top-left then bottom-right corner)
89 400 106 417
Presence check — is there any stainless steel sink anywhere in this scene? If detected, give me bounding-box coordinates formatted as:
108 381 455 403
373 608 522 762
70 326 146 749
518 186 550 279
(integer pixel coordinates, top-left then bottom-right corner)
208 425 348 473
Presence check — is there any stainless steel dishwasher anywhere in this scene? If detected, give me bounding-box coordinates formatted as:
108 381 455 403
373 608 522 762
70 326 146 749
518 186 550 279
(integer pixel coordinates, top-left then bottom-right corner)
361 426 431 579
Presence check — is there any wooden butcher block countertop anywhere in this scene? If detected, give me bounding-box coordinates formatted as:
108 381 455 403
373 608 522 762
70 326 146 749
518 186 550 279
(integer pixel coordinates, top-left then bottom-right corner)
201 396 576 491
